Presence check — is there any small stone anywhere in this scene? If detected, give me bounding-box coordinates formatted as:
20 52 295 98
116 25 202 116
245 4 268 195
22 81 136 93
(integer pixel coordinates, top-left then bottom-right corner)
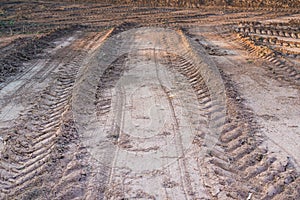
267 185 277 196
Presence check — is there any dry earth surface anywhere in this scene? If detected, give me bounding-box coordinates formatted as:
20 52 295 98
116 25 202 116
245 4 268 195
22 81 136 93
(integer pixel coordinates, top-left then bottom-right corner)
0 1 299 199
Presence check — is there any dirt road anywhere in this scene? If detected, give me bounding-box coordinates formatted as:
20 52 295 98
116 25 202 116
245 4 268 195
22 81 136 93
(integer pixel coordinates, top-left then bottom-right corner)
0 1 299 199
71 27 225 199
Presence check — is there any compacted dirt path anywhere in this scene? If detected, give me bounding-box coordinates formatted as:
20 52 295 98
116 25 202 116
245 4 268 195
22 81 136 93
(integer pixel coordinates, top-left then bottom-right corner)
71 28 226 199
0 2 299 199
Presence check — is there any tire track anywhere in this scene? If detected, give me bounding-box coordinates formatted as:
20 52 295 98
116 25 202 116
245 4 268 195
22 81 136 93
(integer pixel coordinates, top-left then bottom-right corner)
232 32 300 86
215 72 299 199
160 51 244 198
173 29 300 199
72 27 226 199
70 27 299 199
190 25 300 199
0 29 112 199
100 49 212 199
233 21 300 86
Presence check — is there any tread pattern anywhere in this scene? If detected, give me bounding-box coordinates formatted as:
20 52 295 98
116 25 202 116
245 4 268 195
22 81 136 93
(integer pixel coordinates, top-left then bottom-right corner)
0 30 112 199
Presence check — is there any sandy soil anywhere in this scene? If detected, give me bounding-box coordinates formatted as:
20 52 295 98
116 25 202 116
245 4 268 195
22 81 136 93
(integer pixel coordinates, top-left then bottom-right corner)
0 1 299 199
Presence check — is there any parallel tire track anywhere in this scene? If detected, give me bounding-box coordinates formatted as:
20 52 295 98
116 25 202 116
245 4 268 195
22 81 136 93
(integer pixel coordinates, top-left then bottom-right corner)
232 33 300 86
162 30 300 199
216 72 299 199
0 30 112 199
